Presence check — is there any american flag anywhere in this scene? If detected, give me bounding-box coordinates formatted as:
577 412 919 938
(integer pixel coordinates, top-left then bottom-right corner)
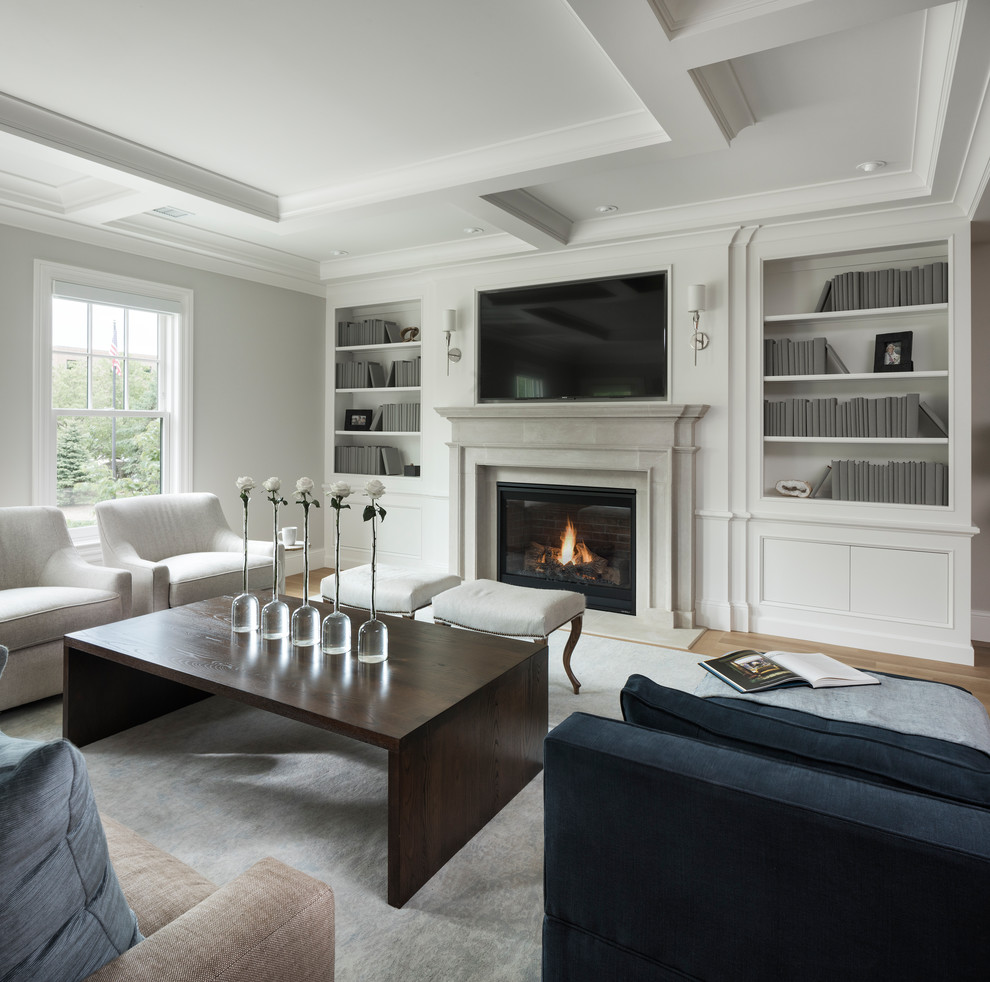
110 323 122 376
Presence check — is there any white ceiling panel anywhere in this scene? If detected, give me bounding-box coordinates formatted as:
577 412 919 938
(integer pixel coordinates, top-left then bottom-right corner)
0 0 985 282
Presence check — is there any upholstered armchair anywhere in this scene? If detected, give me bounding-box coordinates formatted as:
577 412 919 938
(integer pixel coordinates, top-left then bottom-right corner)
0 506 130 711
95 492 284 617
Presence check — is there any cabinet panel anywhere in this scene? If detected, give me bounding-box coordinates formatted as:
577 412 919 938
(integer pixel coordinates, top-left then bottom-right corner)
849 546 949 624
762 538 849 610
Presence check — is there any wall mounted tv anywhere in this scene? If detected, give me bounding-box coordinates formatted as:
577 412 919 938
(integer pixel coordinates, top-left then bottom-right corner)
477 271 667 402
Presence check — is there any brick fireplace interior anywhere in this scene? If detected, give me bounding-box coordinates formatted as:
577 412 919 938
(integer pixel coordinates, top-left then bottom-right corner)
497 482 635 613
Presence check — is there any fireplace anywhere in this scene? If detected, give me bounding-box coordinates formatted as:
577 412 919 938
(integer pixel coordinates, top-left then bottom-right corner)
437 403 709 631
498 482 635 613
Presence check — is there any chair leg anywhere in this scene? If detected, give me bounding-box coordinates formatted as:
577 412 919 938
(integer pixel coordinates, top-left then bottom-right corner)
561 615 583 694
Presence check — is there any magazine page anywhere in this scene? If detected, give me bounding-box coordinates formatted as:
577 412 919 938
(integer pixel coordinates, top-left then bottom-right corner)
700 649 804 692
770 651 879 687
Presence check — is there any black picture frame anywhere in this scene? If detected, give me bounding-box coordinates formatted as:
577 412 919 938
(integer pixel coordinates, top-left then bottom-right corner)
873 331 913 373
344 409 372 431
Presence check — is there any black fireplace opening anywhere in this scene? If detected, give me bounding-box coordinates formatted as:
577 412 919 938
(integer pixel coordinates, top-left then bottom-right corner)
497 482 635 614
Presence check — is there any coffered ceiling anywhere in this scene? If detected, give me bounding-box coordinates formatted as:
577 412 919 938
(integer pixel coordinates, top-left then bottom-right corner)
0 0 988 289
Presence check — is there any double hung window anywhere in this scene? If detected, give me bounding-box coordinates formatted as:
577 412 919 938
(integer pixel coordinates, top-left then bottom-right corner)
34 262 192 540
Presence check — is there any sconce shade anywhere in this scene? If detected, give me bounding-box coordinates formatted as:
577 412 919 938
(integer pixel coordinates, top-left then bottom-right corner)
443 309 457 333
688 284 706 313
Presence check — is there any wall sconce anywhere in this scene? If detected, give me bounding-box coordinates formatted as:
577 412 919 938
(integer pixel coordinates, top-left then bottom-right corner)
444 309 461 376
688 284 708 366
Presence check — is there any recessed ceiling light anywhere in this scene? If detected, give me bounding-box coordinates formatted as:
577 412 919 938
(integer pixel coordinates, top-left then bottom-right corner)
463 227 485 234
856 160 887 173
595 204 619 213
151 205 194 219
329 250 349 257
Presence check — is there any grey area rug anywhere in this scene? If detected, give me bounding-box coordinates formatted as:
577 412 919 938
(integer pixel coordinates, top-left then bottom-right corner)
7 633 708 982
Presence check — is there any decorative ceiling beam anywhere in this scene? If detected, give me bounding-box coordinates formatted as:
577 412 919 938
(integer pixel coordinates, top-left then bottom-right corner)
0 91 279 222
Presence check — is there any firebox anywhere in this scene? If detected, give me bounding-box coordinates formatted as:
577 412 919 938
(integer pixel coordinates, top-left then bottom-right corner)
497 482 635 614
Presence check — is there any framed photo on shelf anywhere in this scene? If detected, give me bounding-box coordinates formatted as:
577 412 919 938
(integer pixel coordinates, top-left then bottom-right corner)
873 331 913 373
344 409 373 431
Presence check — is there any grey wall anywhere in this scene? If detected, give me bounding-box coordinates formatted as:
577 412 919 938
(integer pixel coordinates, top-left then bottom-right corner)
0 223 326 545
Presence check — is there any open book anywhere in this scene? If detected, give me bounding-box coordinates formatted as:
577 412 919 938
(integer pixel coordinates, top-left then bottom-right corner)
700 649 879 693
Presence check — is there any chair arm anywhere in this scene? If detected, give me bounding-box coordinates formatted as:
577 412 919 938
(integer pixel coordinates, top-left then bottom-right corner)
39 549 133 619
84 857 334 982
96 548 168 617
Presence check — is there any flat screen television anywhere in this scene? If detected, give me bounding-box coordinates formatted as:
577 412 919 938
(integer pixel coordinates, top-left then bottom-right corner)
477 271 667 402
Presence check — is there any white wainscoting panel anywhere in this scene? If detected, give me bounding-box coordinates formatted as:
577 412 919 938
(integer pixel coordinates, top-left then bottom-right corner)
849 546 949 624
762 538 849 611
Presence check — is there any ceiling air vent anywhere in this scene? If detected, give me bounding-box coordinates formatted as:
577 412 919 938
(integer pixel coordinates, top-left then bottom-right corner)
152 206 194 219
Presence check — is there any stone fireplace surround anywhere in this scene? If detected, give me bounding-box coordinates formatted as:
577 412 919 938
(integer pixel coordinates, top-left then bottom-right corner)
436 403 709 634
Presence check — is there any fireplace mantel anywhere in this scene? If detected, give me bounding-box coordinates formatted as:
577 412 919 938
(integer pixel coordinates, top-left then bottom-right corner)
436 403 709 630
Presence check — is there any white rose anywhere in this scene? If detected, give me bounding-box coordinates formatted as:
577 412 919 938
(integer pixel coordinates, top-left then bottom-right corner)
236 476 256 492
262 476 281 492
365 479 386 500
295 476 315 495
324 481 352 499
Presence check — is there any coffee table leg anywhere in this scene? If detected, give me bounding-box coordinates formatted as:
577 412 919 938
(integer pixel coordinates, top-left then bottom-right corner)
64 642 208 746
386 646 547 907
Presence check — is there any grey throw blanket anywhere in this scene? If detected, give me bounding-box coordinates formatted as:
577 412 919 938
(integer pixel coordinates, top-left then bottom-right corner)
693 670 990 753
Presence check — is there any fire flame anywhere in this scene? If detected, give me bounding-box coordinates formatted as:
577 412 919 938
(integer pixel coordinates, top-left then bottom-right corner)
559 519 593 566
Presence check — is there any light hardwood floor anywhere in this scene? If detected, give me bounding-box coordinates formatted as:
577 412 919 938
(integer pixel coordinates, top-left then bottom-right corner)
288 568 990 715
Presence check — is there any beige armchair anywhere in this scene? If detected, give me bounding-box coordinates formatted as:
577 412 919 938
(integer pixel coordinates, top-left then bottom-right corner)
0 506 130 711
90 816 335 981
96 492 284 617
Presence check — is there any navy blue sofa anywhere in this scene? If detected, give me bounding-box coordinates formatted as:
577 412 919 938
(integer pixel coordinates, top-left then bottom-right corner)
543 674 990 982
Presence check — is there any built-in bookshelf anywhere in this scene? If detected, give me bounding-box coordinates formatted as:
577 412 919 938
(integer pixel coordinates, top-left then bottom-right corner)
762 243 950 506
332 299 422 478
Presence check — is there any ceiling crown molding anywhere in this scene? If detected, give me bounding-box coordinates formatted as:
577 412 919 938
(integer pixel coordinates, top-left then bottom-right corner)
0 91 279 222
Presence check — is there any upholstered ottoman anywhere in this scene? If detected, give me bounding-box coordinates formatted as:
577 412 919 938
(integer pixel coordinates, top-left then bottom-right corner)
432 579 585 693
320 565 462 617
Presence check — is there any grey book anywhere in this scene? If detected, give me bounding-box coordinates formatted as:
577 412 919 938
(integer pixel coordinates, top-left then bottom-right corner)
919 400 948 436
367 362 386 387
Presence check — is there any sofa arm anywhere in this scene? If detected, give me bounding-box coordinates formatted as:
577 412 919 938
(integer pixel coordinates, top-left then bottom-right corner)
85 857 334 982
543 712 990 982
40 549 132 619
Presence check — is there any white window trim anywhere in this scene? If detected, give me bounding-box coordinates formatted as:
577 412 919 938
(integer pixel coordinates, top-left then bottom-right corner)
33 260 194 548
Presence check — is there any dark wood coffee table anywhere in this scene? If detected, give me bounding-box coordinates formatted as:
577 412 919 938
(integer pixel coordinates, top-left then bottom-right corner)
63 594 548 907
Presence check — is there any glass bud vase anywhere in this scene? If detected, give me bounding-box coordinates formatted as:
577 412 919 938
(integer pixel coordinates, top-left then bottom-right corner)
322 608 351 654
357 617 388 663
261 597 289 640
291 603 320 647
231 592 260 633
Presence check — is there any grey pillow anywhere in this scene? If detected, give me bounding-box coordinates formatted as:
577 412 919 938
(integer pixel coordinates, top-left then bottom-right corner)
0 644 7 677
0 730 142 981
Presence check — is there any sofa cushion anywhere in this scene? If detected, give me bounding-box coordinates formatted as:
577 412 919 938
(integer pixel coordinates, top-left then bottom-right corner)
621 674 990 808
0 732 142 982
165 551 272 608
0 586 122 650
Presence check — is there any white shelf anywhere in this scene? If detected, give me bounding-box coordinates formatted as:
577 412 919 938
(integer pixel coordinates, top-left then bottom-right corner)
764 371 948 382
336 430 420 437
336 386 421 394
762 244 951 507
337 341 421 353
765 303 947 324
764 436 948 444
332 299 423 480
